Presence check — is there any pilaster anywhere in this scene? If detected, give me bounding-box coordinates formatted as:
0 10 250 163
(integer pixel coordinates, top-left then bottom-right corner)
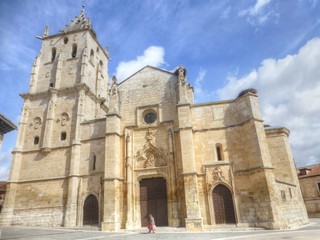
29 55 40 94
102 112 122 231
177 102 202 230
63 88 85 227
41 88 58 152
125 131 134 229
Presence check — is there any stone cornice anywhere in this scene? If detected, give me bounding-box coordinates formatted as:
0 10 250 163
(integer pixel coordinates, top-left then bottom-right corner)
20 83 106 107
275 179 297 187
234 165 274 174
265 127 290 137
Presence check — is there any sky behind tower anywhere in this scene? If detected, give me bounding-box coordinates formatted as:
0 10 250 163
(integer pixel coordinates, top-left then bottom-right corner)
0 0 320 180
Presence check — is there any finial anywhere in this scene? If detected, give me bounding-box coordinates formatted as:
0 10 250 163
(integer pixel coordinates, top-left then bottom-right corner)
82 0 85 14
43 26 49 37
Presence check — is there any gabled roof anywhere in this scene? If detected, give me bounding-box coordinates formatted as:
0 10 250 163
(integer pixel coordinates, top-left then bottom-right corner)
119 65 175 86
0 114 17 135
298 164 320 178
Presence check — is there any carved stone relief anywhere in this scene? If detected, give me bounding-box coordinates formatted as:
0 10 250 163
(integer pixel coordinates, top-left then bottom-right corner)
57 112 70 126
32 117 42 129
205 165 232 188
135 128 169 169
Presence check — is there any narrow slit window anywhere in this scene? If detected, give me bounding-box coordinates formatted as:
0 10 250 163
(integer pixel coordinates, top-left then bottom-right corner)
216 144 223 161
34 136 39 145
289 188 293 199
93 155 96 171
90 49 94 62
51 47 56 62
61 132 67 141
64 37 68 44
317 182 320 192
72 44 77 58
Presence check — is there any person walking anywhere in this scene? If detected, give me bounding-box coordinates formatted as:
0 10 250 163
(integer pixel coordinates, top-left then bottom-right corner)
146 213 156 233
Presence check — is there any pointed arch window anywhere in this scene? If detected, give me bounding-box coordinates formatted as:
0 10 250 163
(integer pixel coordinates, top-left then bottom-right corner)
216 144 224 161
93 155 96 171
64 37 69 44
51 47 56 62
90 49 94 63
72 44 77 58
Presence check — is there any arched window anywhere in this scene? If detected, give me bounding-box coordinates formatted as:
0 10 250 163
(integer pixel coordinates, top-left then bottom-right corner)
216 144 224 161
51 47 56 62
61 131 67 141
72 44 77 58
90 49 94 62
64 37 68 44
34 136 39 145
93 155 96 171
99 60 103 67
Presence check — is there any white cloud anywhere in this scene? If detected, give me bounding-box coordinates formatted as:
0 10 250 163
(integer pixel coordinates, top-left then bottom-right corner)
194 68 212 103
221 6 231 19
115 46 165 81
239 0 277 26
0 148 13 181
216 37 320 167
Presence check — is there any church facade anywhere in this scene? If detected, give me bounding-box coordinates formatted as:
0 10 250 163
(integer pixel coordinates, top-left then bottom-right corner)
0 10 309 231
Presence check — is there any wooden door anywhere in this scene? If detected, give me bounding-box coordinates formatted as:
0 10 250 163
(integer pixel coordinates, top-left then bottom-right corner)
212 184 236 224
83 194 99 225
140 177 168 226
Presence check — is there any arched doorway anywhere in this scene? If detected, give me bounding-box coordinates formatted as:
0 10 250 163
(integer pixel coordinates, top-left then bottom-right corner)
140 177 168 227
212 184 236 224
83 194 99 225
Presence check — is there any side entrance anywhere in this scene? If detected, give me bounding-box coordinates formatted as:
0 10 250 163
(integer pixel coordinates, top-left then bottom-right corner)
83 194 99 225
140 177 168 227
212 184 236 224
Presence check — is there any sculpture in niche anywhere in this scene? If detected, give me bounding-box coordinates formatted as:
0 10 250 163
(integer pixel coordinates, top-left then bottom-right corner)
135 128 169 168
213 167 224 181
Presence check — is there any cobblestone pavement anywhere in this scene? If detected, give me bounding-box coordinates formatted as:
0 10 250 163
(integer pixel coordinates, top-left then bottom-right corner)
1 218 319 240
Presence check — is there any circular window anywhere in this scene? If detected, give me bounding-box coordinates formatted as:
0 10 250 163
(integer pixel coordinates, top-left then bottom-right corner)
144 112 157 124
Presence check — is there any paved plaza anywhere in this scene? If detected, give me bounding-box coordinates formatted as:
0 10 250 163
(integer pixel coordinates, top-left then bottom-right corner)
0 218 319 240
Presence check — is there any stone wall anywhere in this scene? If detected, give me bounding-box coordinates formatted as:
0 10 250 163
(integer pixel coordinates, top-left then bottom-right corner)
299 176 320 217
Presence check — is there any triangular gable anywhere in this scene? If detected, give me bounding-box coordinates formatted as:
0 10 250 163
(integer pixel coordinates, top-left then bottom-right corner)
118 65 175 86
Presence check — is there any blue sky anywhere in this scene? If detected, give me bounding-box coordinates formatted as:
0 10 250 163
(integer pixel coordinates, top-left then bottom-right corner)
1 0 320 180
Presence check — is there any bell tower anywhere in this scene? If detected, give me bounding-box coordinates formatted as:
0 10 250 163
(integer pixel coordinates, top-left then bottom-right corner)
1 7 110 227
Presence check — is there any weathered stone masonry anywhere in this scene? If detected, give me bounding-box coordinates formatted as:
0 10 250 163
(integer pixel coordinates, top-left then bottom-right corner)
0 10 309 231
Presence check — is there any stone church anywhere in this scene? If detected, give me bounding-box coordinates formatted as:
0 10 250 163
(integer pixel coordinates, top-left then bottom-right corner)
1 9 309 231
